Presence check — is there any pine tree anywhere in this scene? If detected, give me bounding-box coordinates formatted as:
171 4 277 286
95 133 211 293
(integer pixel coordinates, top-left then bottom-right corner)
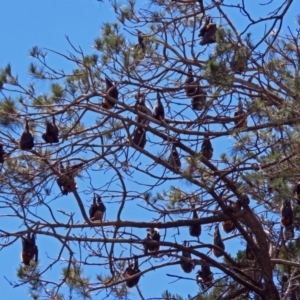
0 1 300 299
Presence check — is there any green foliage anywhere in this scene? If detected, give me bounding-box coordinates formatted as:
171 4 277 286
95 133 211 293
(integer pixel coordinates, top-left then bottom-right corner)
162 290 184 300
1 1 300 300
17 263 42 292
62 264 91 300
0 97 18 126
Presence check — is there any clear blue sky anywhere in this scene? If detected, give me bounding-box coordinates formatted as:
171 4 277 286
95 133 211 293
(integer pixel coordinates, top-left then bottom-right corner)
1 2 114 299
0 0 298 299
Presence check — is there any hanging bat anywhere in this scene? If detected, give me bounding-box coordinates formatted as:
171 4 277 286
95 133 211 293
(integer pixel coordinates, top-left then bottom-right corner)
152 91 165 122
185 66 197 97
144 228 160 256
136 30 146 53
293 181 300 205
19 119 34 150
213 225 225 257
238 193 250 207
222 219 235 233
42 116 59 143
196 265 213 289
191 85 207 111
180 241 194 273
56 161 83 195
189 203 201 237
199 17 217 46
246 242 255 260
57 179 70 196
234 102 247 128
102 77 118 110
21 233 38 265
123 256 141 288
135 94 152 125
56 162 73 196
0 140 5 163
284 225 294 240
89 194 106 222
168 144 181 171
132 126 146 149
222 201 239 232
280 199 293 227
230 47 248 74
201 135 213 160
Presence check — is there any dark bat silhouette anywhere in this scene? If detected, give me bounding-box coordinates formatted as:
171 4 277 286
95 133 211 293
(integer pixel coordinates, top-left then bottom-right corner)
180 241 194 273
21 233 38 265
201 135 213 160
123 256 141 288
89 194 106 222
196 265 213 289
102 77 118 109
213 225 225 257
168 144 181 171
199 17 217 46
189 203 201 237
153 91 165 121
19 119 34 150
144 228 160 256
42 116 59 143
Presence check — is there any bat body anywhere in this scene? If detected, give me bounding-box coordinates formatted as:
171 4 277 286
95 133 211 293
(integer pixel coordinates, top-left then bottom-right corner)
132 127 147 149
123 257 141 287
234 103 247 128
57 162 73 195
0 141 5 163
199 18 217 46
201 136 213 160
89 194 106 222
21 233 38 265
191 86 207 110
136 96 152 126
136 30 146 53
57 162 83 195
246 242 255 260
144 228 160 256
280 199 293 227
284 225 294 240
42 116 59 143
168 145 181 171
196 265 213 289
153 91 165 121
56 177 70 195
102 77 118 109
180 241 194 273
222 220 235 233
189 205 201 237
185 66 197 97
213 225 225 257
294 181 300 204
184 64 206 110
19 119 34 150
